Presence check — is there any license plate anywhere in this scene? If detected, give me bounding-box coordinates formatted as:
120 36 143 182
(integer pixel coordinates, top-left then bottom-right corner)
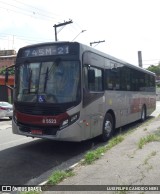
31 129 43 135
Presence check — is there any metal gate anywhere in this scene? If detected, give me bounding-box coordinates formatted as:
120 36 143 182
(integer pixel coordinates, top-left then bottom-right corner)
0 85 8 101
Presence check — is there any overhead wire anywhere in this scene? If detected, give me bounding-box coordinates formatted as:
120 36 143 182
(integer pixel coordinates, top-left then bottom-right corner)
0 0 86 47
0 0 59 21
0 0 83 33
0 33 53 43
12 0 61 19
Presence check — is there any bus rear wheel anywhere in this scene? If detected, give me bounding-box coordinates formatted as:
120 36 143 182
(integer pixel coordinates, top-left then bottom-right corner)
100 113 114 142
141 105 146 122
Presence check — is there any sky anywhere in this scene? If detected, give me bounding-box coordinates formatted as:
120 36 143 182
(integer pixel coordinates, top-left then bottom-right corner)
0 0 160 68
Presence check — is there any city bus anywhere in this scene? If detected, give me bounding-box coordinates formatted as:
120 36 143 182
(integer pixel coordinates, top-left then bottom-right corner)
10 41 156 142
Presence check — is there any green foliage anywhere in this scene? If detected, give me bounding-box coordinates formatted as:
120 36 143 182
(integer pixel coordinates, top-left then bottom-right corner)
147 63 160 76
0 66 14 75
83 146 106 165
107 135 124 149
138 134 160 149
157 83 160 88
47 170 74 185
82 135 124 165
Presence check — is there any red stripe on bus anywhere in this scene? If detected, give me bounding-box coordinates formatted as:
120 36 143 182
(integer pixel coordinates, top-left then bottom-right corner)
15 110 69 126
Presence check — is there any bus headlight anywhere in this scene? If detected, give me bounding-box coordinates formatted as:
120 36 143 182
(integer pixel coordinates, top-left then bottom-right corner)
62 119 69 127
70 112 80 124
60 112 80 130
71 114 78 122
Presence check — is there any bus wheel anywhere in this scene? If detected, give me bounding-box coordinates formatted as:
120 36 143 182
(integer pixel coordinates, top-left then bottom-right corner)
141 106 146 122
101 113 114 142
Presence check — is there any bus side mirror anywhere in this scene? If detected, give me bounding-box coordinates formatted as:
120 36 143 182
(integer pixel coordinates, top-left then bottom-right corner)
88 69 95 83
5 69 9 83
5 65 15 90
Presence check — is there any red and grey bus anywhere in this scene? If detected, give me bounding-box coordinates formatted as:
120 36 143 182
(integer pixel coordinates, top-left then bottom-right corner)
10 41 156 141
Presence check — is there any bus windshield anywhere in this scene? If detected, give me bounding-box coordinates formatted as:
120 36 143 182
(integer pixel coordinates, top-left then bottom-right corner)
16 60 80 103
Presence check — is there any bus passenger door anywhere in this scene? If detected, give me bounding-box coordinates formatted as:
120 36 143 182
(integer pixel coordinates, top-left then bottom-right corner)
83 65 105 138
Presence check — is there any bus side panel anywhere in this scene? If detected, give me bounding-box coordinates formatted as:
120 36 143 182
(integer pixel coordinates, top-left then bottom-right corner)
104 91 129 128
82 96 105 139
104 91 156 130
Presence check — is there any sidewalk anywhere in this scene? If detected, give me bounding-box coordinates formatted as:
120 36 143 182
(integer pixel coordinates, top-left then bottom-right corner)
0 124 11 130
42 115 160 194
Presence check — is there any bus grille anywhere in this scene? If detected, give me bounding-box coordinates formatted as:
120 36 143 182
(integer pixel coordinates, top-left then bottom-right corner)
14 103 63 116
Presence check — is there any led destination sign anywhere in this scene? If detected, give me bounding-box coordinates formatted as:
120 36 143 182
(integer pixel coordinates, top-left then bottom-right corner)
22 45 69 57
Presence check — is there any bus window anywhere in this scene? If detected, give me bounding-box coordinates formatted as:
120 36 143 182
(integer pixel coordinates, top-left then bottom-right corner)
88 66 103 91
17 60 80 103
83 65 103 92
105 62 120 90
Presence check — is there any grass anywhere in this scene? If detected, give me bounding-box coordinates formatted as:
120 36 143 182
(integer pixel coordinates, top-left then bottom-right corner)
155 127 160 136
20 170 74 193
107 135 124 149
142 151 157 172
144 151 157 164
138 134 160 149
143 151 157 165
47 170 75 185
82 146 106 165
82 135 124 165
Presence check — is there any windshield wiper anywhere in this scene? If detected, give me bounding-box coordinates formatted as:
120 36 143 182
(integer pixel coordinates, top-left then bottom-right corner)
42 59 61 92
44 67 49 92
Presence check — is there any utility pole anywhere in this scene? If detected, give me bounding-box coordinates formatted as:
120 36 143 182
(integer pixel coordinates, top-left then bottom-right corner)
90 40 105 47
53 19 73 41
138 51 143 68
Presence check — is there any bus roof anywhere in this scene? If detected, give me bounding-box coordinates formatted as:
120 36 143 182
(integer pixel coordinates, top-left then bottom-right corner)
78 42 155 76
18 41 155 76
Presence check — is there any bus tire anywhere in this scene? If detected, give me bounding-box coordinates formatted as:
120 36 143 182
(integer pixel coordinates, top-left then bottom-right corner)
100 113 114 142
141 105 146 122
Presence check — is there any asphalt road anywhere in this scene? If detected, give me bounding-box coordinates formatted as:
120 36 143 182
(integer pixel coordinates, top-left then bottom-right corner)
0 101 159 186
0 120 96 185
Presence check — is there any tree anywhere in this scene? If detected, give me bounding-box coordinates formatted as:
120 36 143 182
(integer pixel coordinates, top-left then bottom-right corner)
0 66 14 75
147 63 160 76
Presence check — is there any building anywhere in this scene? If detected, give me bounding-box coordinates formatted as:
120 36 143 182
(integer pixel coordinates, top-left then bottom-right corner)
0 50 16 102
0 50 16 68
